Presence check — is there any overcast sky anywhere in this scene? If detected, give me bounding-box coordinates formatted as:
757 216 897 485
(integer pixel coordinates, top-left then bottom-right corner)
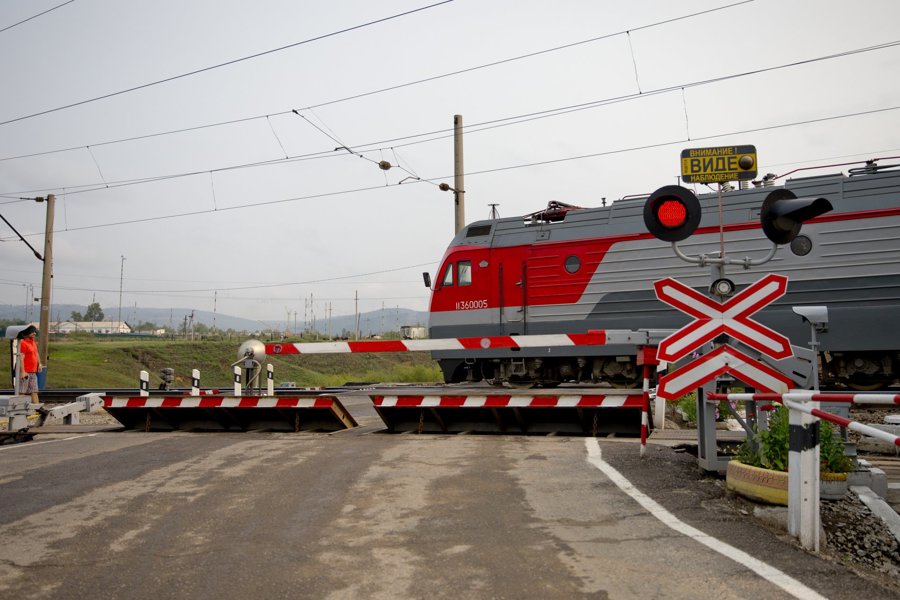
1 0 898 325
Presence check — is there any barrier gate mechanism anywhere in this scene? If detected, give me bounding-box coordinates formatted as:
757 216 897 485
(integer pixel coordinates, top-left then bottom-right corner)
265 330 668 436
103 395 357 432
102 342 357 432
370 390 646 435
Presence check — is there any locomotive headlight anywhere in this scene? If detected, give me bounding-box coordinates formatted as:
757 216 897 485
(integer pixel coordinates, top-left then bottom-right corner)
710 278 735 298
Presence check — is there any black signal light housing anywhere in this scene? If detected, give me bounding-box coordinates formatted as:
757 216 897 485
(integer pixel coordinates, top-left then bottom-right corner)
760 189 833 244
643 185 702 242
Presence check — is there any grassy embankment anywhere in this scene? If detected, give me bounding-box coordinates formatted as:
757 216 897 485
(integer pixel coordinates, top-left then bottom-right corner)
44 338 443 389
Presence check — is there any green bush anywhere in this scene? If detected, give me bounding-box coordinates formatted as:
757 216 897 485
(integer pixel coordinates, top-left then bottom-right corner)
675 393 697 425
737 405 852 473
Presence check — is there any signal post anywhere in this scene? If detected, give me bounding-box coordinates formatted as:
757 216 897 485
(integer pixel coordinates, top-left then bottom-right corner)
644 144 833 551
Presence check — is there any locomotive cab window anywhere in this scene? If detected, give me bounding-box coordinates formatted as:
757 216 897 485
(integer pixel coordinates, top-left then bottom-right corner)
439 260 473 288
441 263 454 287
458 260 472 286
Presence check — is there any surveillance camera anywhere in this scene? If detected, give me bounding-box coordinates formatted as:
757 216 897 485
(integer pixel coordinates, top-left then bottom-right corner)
792 306 828 329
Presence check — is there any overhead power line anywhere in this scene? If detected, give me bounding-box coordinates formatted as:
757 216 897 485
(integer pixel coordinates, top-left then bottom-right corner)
0 0 75 35
0 0 755 163
1 103 896 241
0 1 455 127
2 38 897 201
1 261 438 295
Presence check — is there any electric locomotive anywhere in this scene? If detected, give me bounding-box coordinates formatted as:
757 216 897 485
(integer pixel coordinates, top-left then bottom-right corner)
426 161 900 390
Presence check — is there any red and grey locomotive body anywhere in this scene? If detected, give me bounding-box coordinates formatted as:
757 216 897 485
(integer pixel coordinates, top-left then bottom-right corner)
427 164 900 389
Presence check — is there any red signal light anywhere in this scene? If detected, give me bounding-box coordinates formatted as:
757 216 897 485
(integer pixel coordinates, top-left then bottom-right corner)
657 199 687 228
643 185 701 242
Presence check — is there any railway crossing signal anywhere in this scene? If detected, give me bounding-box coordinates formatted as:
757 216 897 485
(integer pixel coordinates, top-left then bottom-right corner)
654 273 793 362
760 189 833 244
642 185 701 242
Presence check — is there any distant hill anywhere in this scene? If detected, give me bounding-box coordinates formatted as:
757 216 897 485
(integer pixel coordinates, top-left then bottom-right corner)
0 303 428 336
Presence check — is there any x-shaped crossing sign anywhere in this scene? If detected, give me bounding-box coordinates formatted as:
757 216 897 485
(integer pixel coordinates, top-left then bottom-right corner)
656 345 793 400
655 273 793 362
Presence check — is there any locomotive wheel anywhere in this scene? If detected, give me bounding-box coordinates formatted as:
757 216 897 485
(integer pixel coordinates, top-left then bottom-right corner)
845 377 890 391
608 377 641 389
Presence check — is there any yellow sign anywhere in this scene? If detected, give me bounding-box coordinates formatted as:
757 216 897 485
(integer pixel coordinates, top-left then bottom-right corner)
680 145 757 183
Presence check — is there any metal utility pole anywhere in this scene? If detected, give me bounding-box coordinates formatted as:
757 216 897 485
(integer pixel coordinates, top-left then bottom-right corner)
453 114 465 233
37 194 55 365
354 290 360 341
118 255 126 325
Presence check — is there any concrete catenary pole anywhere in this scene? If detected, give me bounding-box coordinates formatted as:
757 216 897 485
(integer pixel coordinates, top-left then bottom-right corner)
37 194 55 367
453 114 465 233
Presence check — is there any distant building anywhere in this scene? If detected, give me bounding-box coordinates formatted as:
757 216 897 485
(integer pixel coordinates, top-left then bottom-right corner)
30 320 133 335
400 325 427 340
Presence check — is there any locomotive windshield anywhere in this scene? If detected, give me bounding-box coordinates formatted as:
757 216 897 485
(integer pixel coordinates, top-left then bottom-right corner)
439 260 473 288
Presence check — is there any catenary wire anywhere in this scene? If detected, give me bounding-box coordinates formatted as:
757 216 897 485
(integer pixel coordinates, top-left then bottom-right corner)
2 38 897 201
0 0 755 163
1 103 896 242
0 0 75 35
0 1 455 127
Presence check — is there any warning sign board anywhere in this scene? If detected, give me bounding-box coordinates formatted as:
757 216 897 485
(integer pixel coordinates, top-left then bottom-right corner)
680 145 757 183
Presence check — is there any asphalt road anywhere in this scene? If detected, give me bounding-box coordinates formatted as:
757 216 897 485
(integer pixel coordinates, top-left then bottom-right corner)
0 398 896 599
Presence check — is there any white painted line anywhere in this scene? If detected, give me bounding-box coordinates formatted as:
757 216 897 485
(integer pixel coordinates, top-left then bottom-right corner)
0 433 100 452
584 439 827 600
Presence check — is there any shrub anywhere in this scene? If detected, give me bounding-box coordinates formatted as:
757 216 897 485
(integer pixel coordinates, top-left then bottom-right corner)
736 405 852 473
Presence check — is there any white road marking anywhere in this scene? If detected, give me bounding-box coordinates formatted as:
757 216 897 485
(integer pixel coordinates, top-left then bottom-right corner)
0 433 99 452
584 438 827 600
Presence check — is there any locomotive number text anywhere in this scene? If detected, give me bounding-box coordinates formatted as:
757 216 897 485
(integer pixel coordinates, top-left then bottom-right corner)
455 299 488 310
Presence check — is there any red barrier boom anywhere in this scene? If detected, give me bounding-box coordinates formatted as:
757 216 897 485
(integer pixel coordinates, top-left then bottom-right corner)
265 329 664 355
707 392 900 447
706 392 900 405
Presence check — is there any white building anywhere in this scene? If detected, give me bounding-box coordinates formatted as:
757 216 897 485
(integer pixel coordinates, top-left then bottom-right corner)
29 321 133 334
400 325 427 340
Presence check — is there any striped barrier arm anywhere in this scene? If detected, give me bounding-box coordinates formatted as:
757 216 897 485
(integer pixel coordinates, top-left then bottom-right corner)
103 396 339 409
707 392 900 447
707 392 900 405
265 330 668 355
371 394 644 409
782 398 900 448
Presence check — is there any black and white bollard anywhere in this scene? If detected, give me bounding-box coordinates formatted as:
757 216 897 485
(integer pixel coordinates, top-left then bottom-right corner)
233 365 242 396
267 364 274 396
788 397 820 551
139 370 150 397
191 369 200 396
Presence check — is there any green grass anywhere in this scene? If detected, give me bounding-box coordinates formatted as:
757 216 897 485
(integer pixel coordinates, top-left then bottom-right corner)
43 338 443 389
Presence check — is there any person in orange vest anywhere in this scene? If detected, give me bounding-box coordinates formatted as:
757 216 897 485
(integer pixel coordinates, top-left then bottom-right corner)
17 325 41 404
